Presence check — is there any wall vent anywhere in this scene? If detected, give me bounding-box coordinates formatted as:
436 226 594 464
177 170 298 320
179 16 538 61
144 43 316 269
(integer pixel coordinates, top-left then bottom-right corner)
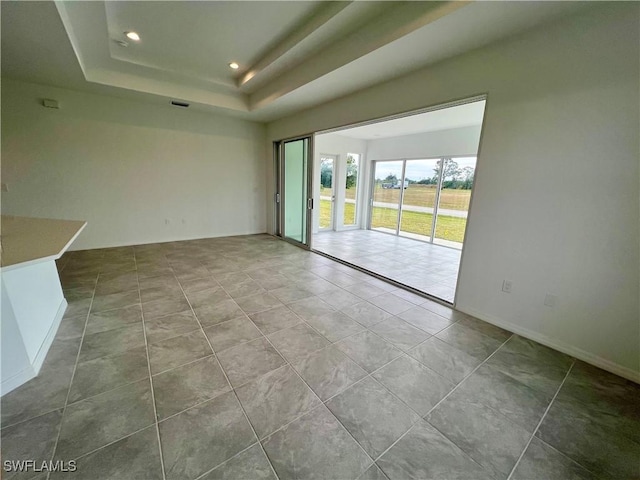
171 101 189 108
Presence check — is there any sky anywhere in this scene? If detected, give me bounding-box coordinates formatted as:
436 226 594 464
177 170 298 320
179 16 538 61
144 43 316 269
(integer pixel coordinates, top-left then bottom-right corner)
374 157 476 181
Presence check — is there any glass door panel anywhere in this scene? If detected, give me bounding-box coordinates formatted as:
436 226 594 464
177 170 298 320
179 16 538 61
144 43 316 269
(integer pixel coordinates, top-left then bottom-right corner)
370 160 403 234
319 155 335 230
283 138 310 245
399 159 440 241
433 157 476 248
343 153 360 226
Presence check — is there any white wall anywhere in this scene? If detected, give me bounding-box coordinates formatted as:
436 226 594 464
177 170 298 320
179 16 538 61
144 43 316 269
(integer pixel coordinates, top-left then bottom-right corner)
367 125 482 161
314 133 368 232
267 3 640 380
1 79 267 250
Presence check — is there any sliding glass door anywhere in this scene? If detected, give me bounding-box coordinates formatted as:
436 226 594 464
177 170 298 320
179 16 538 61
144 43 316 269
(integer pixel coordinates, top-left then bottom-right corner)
369 156 476 249
277 137 313 247
399 159 440 241
433 156 476 247
370 160 403 234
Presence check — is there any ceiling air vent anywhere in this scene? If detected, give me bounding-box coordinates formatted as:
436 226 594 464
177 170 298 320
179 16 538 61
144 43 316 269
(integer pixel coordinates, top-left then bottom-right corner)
171 101 189 108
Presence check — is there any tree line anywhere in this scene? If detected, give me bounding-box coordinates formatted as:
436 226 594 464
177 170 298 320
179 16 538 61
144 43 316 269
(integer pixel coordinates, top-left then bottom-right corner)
321 154 359 189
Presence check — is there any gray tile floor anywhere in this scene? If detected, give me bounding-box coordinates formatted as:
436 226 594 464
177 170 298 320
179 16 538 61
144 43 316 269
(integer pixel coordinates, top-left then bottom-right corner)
312 230 461 303
2 234 638 480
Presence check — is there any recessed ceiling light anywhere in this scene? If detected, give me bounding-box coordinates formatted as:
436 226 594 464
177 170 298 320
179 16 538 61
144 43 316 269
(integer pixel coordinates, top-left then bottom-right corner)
229 62 239 70
125 31 140 41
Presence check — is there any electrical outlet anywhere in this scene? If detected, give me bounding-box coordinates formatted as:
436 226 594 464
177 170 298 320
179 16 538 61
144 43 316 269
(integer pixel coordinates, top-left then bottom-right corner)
502 280 513 293
165 219 170 225
544 294 557 307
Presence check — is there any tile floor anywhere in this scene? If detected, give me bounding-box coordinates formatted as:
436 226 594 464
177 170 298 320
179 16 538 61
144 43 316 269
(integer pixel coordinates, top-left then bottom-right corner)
1 234 638 480
312 230 461 303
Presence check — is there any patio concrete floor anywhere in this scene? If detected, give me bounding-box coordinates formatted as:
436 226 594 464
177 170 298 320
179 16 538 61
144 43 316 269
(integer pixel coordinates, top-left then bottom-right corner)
312 230 461 303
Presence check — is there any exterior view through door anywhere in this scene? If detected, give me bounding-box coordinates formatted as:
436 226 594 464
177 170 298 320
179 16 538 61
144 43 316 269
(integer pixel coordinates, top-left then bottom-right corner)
319 155 336 230
312 98 486 303
316 153 361 232
371 156 476 248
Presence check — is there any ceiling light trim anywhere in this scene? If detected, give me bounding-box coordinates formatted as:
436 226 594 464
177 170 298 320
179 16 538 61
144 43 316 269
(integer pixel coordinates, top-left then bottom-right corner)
238 1 352 90
249 1 470 111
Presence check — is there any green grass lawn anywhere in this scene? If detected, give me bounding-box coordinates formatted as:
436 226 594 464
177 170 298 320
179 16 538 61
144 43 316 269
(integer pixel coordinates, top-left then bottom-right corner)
371 207 467 243
319 199 356 228
321 186 357 200
320 200 467 243
372 185 471 211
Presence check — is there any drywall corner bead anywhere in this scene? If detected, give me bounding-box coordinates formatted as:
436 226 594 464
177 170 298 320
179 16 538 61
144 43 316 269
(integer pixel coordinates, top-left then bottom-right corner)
42 99 60 109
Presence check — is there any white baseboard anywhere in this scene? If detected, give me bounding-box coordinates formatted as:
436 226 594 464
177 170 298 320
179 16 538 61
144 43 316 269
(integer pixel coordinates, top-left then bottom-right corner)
32 299 67 375
67 230 268 251
458 306 640 385
1 299 67 396
0 365 36 397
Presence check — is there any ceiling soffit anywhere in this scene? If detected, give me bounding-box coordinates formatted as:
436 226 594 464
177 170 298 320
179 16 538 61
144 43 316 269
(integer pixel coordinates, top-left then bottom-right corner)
53 1 468 116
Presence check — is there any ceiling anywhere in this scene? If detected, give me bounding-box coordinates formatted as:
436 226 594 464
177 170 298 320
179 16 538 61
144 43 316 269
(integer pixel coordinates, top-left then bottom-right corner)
1 1 589 122
329 100 486 140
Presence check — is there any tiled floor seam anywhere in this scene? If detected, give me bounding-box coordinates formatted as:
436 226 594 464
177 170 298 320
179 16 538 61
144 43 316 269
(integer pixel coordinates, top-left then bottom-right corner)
524 435 604 479
360 353 447 412
429 322 503 354
247 318 380 475
307 263 391 298
155 383 235 424
192 440 264 480
45 272 99 480
272 315 408 402
64 372 150 407
48 424 155 467
421 333 515 418
145 326 205 350
260 327 434 461
89 300 141 315
506 360 576 480
176 275 282 480
367 371 487 479
312 347 439 422
151 353 218 378
0 406 65 432
135 253 168 480
423 418 502 476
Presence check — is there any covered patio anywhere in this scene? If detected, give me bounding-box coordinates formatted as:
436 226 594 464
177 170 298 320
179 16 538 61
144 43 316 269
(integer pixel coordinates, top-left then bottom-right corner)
312 230 461 303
